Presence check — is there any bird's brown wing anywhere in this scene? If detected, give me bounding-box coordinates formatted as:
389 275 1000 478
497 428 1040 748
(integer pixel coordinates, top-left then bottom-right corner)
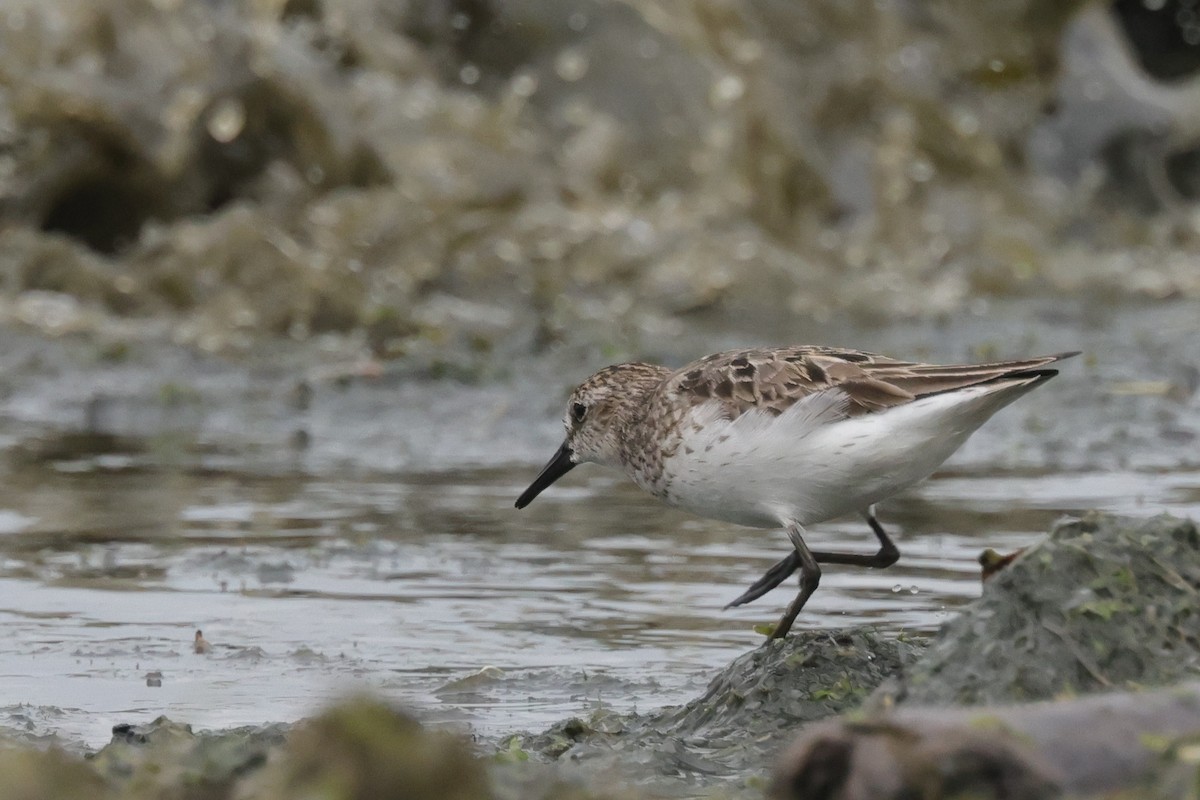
664 346 1077 420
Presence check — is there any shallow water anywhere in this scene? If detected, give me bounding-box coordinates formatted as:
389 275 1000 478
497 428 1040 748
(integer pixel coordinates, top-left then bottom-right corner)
2 450 1197 751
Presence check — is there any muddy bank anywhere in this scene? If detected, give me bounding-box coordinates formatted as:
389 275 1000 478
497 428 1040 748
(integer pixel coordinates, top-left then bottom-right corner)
1 1 1199 477
515 628 927 794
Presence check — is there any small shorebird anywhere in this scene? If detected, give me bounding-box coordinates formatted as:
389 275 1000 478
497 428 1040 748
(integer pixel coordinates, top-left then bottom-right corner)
516 346 1077 638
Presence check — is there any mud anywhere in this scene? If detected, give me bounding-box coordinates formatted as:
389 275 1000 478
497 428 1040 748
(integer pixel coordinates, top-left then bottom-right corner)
880 512 1200 707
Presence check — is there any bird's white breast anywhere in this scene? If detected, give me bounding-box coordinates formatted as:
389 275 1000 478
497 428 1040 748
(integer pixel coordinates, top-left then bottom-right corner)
658 385 1010 528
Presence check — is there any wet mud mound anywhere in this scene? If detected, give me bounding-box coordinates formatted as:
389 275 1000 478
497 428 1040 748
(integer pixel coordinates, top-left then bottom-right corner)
520 629 926 791
885 511 1200 707
772 511 1200 798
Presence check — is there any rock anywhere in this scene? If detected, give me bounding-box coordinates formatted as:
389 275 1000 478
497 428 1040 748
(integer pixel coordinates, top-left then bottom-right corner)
521 628 926 787
0 746 111 800
91 716 286 798
769 511 1200 799
772 681 1200 800
880 512 1200 707
244 697 492 800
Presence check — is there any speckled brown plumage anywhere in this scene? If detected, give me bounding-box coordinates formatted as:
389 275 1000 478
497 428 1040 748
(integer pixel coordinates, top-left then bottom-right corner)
515 345 1078 639
663 346 1071 420
553 346 1074 498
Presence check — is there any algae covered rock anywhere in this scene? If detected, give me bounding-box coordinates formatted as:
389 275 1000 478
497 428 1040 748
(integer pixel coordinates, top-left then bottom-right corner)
90 716 286 800
769 513 1200 799
0 745 111 800
646 628 925 753
246 697 492 800
2 698 647 800
891 512 1200 706
521 628 926 787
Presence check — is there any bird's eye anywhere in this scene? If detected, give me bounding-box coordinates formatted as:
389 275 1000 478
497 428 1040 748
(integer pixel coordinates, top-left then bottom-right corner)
570 402 587 423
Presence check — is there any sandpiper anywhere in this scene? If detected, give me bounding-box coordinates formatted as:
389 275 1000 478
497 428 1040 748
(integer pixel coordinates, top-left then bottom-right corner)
516 346 1077 638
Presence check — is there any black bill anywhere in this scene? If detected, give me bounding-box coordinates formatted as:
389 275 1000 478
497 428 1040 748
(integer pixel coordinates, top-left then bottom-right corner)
515 441 576 509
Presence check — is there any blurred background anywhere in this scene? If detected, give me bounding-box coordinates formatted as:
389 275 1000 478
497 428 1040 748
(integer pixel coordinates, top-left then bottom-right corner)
0 0 1197 771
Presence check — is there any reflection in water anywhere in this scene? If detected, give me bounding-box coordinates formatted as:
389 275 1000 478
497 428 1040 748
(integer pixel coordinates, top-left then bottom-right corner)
0 452 1197 750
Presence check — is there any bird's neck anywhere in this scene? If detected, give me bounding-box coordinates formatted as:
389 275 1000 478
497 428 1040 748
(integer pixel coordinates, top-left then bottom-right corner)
611 362 671 427
608 363 672 485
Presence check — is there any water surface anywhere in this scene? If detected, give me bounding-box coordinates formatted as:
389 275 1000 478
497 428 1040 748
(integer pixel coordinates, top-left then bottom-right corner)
2 449 1196 750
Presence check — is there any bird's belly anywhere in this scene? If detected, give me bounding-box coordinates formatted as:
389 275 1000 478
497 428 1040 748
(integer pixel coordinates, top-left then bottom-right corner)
660 410 974 528
662 461 887 528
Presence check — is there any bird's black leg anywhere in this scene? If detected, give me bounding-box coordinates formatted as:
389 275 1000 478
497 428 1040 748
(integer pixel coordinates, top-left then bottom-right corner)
769 523 821 639
815 506 900 568
724 506 901 609
723 550 799 609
